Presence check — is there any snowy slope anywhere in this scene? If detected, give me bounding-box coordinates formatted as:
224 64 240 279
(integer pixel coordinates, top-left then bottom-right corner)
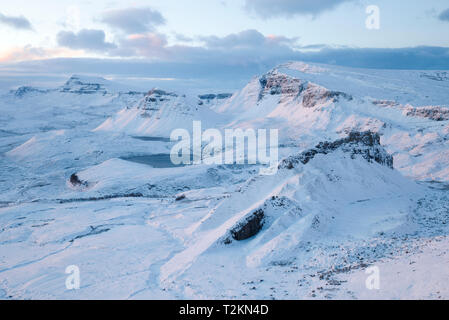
214 63 449 181
159 132 421 286
95 61 449 180
1 63 449 300
0 75 144 136
94 89 228 137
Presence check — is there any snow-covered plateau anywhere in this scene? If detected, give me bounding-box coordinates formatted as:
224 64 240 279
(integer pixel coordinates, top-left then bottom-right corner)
0 62 449 299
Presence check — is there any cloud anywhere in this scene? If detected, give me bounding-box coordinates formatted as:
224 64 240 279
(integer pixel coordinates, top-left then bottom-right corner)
297 45 449 69
57 29 117 51
200 29 267 49
6 27 449 82
173 33 193 43
439 8 449 22
46 27 449 72
0 12 32 30
200 29 298 49
2 45 449 93
154 30 299 66
244 0 354 18
101 7 165 34
111 33 168 58
0 45 81 63
53 28 299 64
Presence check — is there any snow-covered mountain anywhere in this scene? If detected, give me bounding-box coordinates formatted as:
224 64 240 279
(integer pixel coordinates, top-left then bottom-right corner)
97 61 449 181
1 63 449 299
94 88 228 137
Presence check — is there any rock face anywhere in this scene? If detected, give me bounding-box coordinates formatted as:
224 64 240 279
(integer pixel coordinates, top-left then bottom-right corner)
302 83 352 108
258 71 352 107
198 93 233 106
175 194 186 201
224 196 302 245
230 209 265 241
135 89 179 115
69 173 87 187
280 131 394 170
404 105 449 121
374 100 449 122
258 71 306 101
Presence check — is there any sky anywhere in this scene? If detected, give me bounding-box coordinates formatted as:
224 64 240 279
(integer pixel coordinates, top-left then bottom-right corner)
1 0 449 91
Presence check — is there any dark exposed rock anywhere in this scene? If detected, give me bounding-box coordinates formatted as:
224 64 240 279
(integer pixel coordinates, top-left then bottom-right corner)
279 131 394 170
175 194 186 201
70 173 87 187
223 195 302 245
58 193 144 203
230 209 265 241
198 93 233 100
217 93 233 99
372 99 449 121
199 94 217 100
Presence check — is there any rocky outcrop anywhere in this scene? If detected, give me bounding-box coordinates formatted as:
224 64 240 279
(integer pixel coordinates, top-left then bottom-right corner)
372 100 400 108
258 71 306 101
302 83 352 108
69 173 88 187
136 89 178 113
229 209 265 241
404 105 449 121
223 196 302 245
198 93 232 100
258 71 352 107
279 131 394 170
198 93 233 105
175 194 186 201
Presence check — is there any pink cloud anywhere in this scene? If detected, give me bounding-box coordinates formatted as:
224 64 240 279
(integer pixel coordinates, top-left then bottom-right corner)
0 45 83 63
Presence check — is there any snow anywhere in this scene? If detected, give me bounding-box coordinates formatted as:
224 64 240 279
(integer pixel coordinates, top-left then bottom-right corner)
0 64 449 299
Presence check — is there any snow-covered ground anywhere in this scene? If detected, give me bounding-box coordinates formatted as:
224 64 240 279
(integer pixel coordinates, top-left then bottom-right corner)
0 62 448 299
